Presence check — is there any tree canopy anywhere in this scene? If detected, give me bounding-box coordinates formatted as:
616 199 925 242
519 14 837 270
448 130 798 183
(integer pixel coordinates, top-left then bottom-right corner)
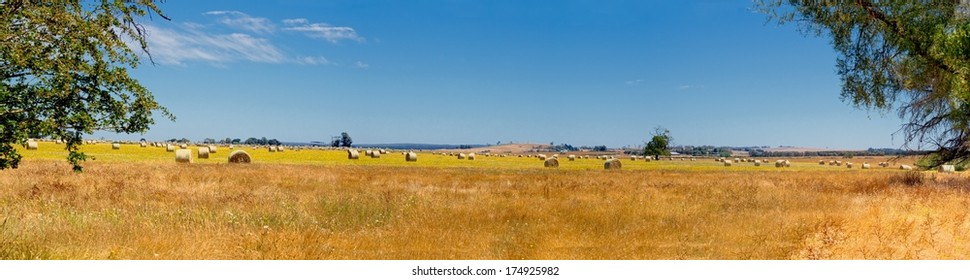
757 0 970 167
644 127 672 159
1 0 171 171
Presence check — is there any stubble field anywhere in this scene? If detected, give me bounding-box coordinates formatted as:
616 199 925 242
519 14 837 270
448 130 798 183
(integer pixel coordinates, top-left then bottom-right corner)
1 142 969 259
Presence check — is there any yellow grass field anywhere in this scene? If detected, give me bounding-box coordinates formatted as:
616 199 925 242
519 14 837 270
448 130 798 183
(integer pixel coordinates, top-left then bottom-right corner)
1 142 968 259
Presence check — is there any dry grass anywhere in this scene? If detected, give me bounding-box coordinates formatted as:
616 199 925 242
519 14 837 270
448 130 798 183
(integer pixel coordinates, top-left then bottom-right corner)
2 156 970 260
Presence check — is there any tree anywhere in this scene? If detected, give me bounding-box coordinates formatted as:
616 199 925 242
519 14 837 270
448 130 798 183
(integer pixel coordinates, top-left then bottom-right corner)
0 1 171 171
757 1 970 168
340 132 353 147
644 127 672 160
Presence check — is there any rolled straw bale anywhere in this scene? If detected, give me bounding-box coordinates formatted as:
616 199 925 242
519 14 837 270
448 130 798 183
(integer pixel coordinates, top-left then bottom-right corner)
228 150 251 164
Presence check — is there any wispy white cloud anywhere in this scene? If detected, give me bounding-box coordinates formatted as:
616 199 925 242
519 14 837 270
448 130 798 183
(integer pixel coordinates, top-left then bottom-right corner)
283 18 364 43
140 12 365 66
143 24 284 66
678 85 705 90
297 56 331 65
625 79 644 85
203 10 275 34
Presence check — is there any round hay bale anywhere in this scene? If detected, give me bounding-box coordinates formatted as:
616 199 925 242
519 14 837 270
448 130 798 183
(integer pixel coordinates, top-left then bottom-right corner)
208 145 217 153
900 164 913 170
568 155 576 161
371 151 381 158
112 143 120 150
175 149 192 163
379 149 387 154
862 163 871 169
940 164 956 173
544 157 559 168
179 144 187 149
166 145 175 152
846 162 853 168
228 144 234 149
754 161 761 166
365 150 373 156
198 147 210 159
228 150 251 164
140 142 147 148
724 161 733 166
406 152 418 162
348 149 360 159
468 153 476 160
277 146 284 152
538 154 547 160
268 146 277 152
604 158 622 170
819 160 825 165
26 140 38 150
458 153 466 159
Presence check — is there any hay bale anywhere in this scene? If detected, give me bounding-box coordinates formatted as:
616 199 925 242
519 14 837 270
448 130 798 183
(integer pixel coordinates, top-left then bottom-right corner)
819 160 825 165
26 140 38 150
228 144 234 149
371 151 381 158
544 157 559 168
198 147 210 159
468 153 475 160
538 154 547 160
568 155 576 161
348 149 360 159
630 155 637 161
604 158 622 170
228 150 251 163
754 161 761 166
458 153 466 159
208 145 217 153
175 149 192 163
940 164 956 173
862 163 871 169
846 162 853 168
900 164 914 170
179 144 187 149
269 146 277 152
406 152 418 162
724 160 733 166
112 143 120 150
166 145 175 152
140 142 147 148
277 146 284 152
379 149 387 154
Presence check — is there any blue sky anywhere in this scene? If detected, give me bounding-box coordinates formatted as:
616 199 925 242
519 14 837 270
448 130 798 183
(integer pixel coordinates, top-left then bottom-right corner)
97 0 905 149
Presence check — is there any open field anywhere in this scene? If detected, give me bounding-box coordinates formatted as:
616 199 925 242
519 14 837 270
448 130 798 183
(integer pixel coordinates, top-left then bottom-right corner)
1 142 968 259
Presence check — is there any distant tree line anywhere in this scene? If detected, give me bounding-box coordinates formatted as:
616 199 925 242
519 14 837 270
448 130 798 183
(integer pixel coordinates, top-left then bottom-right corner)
331 132 353 147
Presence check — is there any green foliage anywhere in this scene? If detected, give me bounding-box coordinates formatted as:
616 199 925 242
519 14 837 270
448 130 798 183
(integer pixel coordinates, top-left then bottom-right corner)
756 0 970 168
644 127 672 158
340 132 353 147
0 1 172 171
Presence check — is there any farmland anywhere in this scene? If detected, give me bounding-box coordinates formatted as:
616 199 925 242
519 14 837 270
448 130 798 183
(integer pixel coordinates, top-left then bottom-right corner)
1 142 969 259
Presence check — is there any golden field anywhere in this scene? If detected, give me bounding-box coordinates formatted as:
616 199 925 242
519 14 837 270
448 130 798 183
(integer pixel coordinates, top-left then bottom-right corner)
1 142 968 259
